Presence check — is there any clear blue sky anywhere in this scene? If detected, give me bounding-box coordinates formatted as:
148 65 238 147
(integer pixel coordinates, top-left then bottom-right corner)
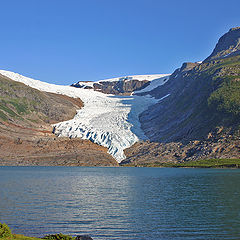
0 0 240 85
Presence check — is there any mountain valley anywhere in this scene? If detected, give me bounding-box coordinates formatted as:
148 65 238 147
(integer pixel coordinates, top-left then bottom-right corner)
0 27 240 166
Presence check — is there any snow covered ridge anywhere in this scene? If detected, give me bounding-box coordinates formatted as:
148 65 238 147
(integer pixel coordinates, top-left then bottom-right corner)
0 70 170 162
72 74 169 89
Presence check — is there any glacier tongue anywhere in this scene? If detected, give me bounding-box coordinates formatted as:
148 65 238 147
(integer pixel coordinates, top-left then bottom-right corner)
53 94 158 162
0 70 166 162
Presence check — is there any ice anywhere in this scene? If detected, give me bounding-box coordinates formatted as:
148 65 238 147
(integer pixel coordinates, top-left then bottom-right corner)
0 70 168 162
134 75 170 94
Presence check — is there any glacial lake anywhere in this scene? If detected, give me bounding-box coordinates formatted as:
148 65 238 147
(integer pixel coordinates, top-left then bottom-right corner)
0 167 240 240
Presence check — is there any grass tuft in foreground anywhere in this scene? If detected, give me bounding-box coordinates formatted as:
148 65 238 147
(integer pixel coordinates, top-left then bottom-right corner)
0 223 78 240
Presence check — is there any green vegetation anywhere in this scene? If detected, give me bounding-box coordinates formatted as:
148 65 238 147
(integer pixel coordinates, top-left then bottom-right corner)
208 81 240 116
9 99 30 115
11 234 39 240
0 223 12 239
0 111 8 121
0 223 76 240
125 158 240 168
0 78 36 121
0 102 18 118
43 234 75 240
206 56 240 120
0 75 80 124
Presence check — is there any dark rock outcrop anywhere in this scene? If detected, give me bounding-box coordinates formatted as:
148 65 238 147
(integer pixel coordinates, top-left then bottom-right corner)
72 77 150 95
93 79 150 95
180 62 200 72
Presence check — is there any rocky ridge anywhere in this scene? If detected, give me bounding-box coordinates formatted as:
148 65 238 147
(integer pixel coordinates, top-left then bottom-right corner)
205 27 240 61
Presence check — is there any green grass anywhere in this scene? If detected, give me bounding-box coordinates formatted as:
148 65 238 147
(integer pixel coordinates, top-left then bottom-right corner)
124 159 240 168
0 223 76 240
0 110 8 121
0 103 18 118
11 234 40 240
206 56 240 118
9 100 29 114
2 234 76 240
0 97 35 122
0 234 77 240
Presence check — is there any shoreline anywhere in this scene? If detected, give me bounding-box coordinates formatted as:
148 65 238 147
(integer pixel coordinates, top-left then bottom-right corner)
1 158 240 169
120 158 240 168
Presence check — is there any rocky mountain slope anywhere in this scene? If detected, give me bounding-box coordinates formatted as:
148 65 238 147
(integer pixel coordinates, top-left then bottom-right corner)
0 74 117 166
205 27 240 61
122 27 240 166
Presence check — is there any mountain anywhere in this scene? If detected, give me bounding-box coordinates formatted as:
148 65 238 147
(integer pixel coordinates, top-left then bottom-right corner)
0 27 239 166
122 27 240 166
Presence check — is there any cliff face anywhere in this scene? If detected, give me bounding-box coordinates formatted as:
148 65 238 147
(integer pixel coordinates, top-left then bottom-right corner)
139 60 212 143
91 79 150 95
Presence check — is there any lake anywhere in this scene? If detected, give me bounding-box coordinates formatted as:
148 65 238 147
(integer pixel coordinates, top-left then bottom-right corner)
0 167 240 239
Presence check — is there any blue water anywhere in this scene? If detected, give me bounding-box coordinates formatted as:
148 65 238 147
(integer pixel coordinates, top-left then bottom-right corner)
0 167 240 239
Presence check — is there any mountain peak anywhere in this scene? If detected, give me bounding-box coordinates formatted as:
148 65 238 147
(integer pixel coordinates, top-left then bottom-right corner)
205 27 240 61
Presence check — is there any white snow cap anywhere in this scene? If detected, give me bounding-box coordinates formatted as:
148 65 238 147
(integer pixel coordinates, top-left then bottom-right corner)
0 70 169 162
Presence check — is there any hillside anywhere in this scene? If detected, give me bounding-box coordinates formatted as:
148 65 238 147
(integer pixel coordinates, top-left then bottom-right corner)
122 27 240 166
139 55 240 143
0 73 83 126
0 74 117 166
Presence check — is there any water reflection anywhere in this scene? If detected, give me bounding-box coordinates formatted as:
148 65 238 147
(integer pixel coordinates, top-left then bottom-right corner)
0 167 240 239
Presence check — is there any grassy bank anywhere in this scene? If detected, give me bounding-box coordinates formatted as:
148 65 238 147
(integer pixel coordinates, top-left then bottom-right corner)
122 158 240 168
0 223 79 240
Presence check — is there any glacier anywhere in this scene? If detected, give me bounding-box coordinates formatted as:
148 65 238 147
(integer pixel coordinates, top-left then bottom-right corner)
0 70 169 162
